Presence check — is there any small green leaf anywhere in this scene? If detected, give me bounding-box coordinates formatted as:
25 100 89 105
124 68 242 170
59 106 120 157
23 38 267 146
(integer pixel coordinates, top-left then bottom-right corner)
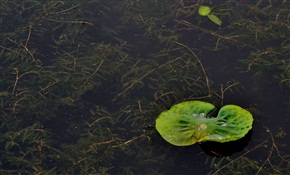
198 6 222 26
198 6 211 16
208 14 222 26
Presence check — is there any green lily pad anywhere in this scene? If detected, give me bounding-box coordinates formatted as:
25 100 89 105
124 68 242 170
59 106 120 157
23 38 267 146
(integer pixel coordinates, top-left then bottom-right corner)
198 6 222 26
155 101 253 146
198 6 211 16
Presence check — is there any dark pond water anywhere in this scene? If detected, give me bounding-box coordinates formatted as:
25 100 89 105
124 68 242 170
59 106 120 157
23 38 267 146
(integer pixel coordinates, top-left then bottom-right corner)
1 0 289 174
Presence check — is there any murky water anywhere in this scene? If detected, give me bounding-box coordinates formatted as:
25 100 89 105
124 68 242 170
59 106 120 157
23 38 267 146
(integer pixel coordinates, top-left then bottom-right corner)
1 1 289 174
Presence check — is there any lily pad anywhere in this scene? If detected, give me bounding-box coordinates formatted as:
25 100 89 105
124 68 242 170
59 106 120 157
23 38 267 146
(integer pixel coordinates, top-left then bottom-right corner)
198 5 222 26
155 101 253 146
198 6 211 16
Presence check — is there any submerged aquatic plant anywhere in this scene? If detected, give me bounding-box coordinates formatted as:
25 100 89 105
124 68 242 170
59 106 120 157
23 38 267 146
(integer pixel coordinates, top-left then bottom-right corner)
156 101 253 146
198 6 222 26
1 0 289 174
208 127 290 175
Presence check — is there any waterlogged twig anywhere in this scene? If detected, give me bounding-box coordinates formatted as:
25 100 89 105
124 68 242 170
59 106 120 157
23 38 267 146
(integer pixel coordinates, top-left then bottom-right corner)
52 3 80 15
45 18 93 25
12 68 39 95
79 60 104 89
23 24 36 62
176 20 255 49
255 128 290 175
211 127 290 175
174 41 211 99
87 116 112 128
90 139 117 148
6 24 36 62
112 134 150 148
211 138 268 175
113 57 184 101
42 2 93 25
0 45 12 51
38 80 60 96
213 82 240 106
154 91 177 103
12 93 29 114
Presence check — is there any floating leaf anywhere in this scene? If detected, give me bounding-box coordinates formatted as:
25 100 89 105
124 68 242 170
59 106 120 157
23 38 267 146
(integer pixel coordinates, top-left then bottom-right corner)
198 6 222 26
208 14 222 26
156 101 253 146
198 6 211 16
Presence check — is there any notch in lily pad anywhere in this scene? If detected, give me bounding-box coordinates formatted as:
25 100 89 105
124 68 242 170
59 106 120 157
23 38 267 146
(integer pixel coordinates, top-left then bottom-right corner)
155 101 253 146
198 6 222 26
